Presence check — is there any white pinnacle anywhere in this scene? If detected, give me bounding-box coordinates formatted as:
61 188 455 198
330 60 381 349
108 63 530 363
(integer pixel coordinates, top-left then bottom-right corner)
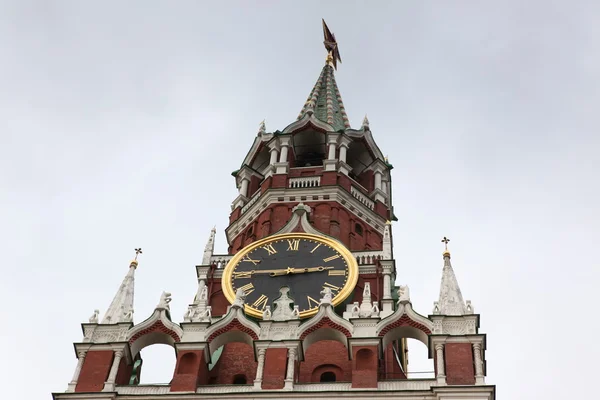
101 260 137 324
436 252 467 316
202 226 217 265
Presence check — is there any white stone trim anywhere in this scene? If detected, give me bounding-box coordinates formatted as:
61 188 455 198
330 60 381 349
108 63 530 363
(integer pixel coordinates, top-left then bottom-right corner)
204 306 260 355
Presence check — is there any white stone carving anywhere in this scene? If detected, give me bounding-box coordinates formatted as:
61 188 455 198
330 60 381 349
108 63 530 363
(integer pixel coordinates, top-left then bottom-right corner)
291 305 300 319
466 300 474 314
262 305 272 320
351 302 360 318
157 291 172 310
233 288 246 308
371 302 380 318
89 309 99 323
202 227 217 265
359 282 378 318
272 287 295 321
122 308 134 323
433 301 441 315
195 279 208 303
398 285 410 304
320 287 333 304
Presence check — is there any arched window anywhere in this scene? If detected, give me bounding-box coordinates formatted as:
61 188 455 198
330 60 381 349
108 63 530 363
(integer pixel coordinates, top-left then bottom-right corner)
320 371 337 382
232 374 247 384
355 223 363 236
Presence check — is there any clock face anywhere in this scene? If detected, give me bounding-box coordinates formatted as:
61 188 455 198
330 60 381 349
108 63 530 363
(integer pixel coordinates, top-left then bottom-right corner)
222 233 358 319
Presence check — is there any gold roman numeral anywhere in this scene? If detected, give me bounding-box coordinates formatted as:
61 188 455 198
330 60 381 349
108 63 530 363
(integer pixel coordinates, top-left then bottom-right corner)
233 271 252 279
307 295 320 308
328 270 346 276
262 243 277 255
252 294 269 310
287 239 300 251
323 282 341 292
310 243 322 253
241 254 260 265
323 254 340 263
238 283 255 296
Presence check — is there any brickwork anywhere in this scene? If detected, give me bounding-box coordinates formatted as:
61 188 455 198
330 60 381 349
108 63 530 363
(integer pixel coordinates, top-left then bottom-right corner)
115 356 133 385
351 346 378 388
298 340 351 383
262 348 288 389
75 350 113 392
170 350 208 391
445 343 475 385
208 342 257 385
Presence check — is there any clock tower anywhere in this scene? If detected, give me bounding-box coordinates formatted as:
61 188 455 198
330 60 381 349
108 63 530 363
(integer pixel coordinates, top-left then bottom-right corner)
54 21 495 400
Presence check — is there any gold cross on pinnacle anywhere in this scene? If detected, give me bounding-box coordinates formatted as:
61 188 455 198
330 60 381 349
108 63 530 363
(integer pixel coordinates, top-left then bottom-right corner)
134 248 143 261
441 237 450 252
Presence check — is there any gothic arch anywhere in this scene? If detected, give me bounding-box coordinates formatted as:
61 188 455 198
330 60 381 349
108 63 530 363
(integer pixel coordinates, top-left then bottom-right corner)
127 309 183 357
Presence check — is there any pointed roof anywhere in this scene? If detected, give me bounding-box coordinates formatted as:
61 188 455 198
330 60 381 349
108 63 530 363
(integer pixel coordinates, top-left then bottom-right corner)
437 250 468 316
202 226 217 265
296 63 351 131
101 260 137 324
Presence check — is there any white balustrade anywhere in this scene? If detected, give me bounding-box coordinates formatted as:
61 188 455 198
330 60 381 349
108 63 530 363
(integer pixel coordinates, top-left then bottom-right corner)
210 254 232 268
289 176 321 189
352 250 385 265
241 191 261 214
351 186 375 210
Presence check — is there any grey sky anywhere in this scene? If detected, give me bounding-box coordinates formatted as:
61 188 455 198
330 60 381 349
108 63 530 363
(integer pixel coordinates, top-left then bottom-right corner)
1 1 598 398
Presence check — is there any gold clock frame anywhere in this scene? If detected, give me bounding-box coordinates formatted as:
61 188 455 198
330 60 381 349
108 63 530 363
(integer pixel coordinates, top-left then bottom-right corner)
222 232 359 319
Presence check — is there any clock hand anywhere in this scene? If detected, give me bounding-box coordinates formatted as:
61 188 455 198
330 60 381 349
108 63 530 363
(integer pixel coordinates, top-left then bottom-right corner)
269 266 334 276
233 268 291 277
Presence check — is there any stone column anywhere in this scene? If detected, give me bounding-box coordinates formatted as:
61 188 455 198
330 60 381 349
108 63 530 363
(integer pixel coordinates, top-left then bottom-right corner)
253 348 266 389
339 144 348 163
327 142 336 160
239 178 249 198
435 344 446 385
374 171 382 190
269 147 279 165
102 350 124 392
284 348 297 389
66 351 86 392
279 144 289 163
383 274 391 300
473 343 485 384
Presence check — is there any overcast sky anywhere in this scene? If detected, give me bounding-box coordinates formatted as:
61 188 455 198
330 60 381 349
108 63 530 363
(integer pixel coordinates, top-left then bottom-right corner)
1 1 598 399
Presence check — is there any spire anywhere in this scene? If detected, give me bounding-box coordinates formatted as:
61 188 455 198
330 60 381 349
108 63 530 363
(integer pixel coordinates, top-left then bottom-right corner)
362 114 370 130
436 238 468 316
202 226 217 265
101 250 140 324
296 21 350 131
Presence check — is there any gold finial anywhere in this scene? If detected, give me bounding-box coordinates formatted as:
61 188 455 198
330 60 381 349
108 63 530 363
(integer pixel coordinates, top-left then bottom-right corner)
134 248 142 261
441 237 450 255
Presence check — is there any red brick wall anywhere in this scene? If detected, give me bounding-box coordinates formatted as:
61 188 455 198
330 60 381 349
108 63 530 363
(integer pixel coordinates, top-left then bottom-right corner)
115 356 133 385
262 348 288 389
208 284 230 317
351 346 378 388
228 198 385 254
382 342 406 380
75 350 114 392
298 340 351 383
208 342 257 385
171 350 208 391
352 274 383 304
445 343 475 385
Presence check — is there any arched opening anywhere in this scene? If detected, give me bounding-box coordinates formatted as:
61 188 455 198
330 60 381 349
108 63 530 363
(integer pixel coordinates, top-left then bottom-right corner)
137 344 177 384
291 129 326 167
232 374 248 384
405 338 435 379
320 371 336 382
355 223 363 236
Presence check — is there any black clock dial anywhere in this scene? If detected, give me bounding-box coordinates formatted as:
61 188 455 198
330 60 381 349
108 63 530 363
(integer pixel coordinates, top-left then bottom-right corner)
230 237 349 315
